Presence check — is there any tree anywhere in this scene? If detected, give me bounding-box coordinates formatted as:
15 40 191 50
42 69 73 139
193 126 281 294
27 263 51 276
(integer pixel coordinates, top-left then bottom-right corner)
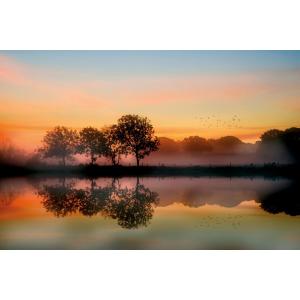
216 136 242 149
39 126 78 166
116 114 159 166
0 134 24 165
281 127 300 163
102 125 125 165
181 136 212 153
260 129 283 143
77 127 105 164
259 127 300 163
158 137 180 153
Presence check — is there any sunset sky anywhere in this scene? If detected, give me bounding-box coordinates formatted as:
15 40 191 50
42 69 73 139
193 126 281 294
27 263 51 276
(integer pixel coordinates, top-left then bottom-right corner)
1 50 300 151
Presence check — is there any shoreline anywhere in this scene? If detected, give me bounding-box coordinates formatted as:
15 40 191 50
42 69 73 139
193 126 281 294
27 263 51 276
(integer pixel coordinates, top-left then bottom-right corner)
1 163 299 179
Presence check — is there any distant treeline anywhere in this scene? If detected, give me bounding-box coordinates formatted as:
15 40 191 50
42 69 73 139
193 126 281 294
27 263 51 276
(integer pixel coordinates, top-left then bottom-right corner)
158 127 300 159
158 135 250 154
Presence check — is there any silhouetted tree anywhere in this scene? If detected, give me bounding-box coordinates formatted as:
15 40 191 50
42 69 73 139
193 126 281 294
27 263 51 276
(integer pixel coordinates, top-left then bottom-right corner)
0 135 25 166
102 125 126 165
39 126 78 166
214 136 242 153
157 137 180 153
258 129 287 162
261 129 283 142
77 127 105 164
281 127 300 163
116 114 159 166
181 136 212 153
259 127 300 163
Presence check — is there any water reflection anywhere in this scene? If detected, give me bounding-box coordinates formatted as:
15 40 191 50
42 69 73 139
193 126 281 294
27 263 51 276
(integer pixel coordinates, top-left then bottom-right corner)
259 182 300 216
0 179 22 208
1 177 300 227
38 178 159 229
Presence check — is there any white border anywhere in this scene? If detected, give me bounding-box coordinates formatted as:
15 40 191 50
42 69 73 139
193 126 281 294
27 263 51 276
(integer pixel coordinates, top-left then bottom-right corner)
0 0 300 49
1 0 300 299
0 250 299 300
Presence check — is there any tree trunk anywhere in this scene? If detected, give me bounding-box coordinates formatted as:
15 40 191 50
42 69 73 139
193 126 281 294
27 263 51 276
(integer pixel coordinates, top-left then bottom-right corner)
136 156 139 167
91 154 95 165
91 179 96 191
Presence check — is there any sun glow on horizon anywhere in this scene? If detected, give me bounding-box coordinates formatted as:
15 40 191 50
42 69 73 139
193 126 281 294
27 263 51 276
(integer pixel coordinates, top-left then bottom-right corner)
1 51 299 152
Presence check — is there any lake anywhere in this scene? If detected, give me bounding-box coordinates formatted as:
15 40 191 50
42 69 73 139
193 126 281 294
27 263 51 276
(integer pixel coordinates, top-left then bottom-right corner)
0 176 299 249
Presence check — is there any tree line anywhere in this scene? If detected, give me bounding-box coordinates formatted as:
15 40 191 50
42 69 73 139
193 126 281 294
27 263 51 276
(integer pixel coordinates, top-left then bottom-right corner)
1 114 299 167
39 114 159 166
38 119 300 166
158 127 300 162
158 135 245 154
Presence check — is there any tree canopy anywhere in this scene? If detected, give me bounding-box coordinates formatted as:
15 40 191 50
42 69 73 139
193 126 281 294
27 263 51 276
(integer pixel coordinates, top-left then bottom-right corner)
77 127 105 164
39 126 78 166
102 125 125 165
260 127 300 163
116 114 159 166
182 136 212 153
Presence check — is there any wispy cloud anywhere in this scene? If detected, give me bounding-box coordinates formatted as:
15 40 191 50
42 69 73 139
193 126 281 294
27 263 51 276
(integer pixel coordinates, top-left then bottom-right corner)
0 55 115 126
1 52 300 150
0 55 29 85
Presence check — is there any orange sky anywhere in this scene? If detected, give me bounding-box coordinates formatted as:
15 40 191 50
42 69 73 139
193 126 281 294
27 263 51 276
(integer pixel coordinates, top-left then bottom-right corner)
1 51 300 151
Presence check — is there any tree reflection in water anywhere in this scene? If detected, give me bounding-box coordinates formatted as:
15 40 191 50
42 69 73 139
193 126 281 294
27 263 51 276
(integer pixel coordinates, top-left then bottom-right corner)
102 179 159 229
1 178 300 222
78 180 111 217
259 182 300 216
37 178 159 229
0 180 21 208
38 179 84 217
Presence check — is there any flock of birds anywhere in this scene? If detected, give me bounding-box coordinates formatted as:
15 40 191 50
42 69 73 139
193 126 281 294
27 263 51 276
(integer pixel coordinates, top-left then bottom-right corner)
194 114 242 129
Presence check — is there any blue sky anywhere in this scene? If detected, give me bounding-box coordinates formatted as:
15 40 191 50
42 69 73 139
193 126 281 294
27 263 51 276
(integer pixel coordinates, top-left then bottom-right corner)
2 50 300 79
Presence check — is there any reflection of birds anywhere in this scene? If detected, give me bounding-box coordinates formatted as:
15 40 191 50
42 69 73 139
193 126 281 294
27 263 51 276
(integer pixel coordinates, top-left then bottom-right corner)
194 215 244 229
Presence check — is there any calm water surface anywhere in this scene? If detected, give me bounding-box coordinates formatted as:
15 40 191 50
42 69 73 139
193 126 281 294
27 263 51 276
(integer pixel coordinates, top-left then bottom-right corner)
0 177 299 249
